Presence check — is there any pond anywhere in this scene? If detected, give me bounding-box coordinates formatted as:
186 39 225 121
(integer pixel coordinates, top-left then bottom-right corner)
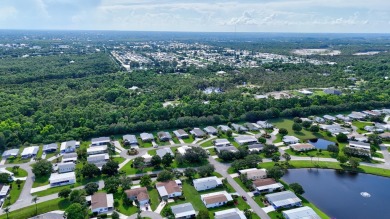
308 138 335 150
282 169 390 219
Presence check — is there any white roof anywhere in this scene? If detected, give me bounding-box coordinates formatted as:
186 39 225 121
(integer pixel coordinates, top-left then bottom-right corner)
171 203 196 218
87 145 107 153
87 153 109 162
193 176 222 188
2 149 19 157
177 145 191 155
256 182 284 191
21 146 39 156
234 135 258 143
0 185 10 196
156 148 173 158
49 172 76 184
283 206 320 219
200 191 233 203
266 191 301 208
283 135 299 142
157 186 168 197
214 208 247 219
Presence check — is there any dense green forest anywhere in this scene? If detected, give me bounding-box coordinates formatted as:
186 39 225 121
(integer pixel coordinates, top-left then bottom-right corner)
0 33 390 150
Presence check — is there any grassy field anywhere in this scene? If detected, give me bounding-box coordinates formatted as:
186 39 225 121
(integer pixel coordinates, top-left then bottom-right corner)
36 145 44 159
259 161 390 178
0 198 71 219
113 156 126 164
270 118 318 141
352 121 373 134
32 175 50 188
3 180 26 207
233 177 250 192
183 136 195 143
119 161 161 175
6 167 28 177
113 191 139 216
285 149 336 159
149 187 160 211
200 139 214 147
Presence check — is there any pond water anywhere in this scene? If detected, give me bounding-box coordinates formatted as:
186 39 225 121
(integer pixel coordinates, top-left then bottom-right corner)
282 169 390 219
308 138 335 150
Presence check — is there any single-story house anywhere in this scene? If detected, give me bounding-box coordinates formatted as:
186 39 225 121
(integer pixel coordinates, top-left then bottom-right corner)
0 184 10 198
156 148 174 158
265 191 302 209
1 149 19 159
193 176 223 191
348 112 367 120
256 121 273 129
57 162 76 174
87 192 114 214
379 132 390 140
177 145 191 155
323 115 336 121
87 154 109 167
364 126 384 133
324 89 342 95
49 172 76 187
253 178 284 193
156 180 182 200
244 123 259 131
382 109 390 115
213 139 231 147
362 110 381 117
125 187 150 206
248 144 264 152
231 124 248 133
200 191 233 208
21 146 39 159
173 129 189 139
190 128 206 138
283 206 321 219
0 168 13 177
140 133 154 142
123 135 138 146
91 137 110 147
234 135 258 145
314 117 325 124
158 131 172 141
290 143 315 152
171 203 196 219
142 154 153 166
239 168 267 180
43 143 58 153
348 141 371 151
204 126 218 135
299 90 313 95
336 114 351 122
62 153 77 163
214 208 247 219
60 140 80 153
282 136 299 145
87 145 108 155
216 146 238 153
217 125 231 133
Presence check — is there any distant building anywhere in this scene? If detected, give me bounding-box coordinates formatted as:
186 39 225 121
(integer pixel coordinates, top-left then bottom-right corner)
156 148 174 158
256 121 273 129
87 154 109 167
216 146 238 153
173 129 189 139
190 128 206 138
323 115 336 121
140 133 154 142
204 126 218 135
324 89 342 95
213 139 231 147
123 135 138 146
87 145 108 155
60 140 80 153
348 141 371 151
0 184 10 198
283 206 320 219
177 145 191 155
231 124 248 133
282 136 299 144
248 144 264 152
43 143 58 153
62 153 77 163
244 123 259 131
156 180 182 200
217 125 232 133
299 90 313 95
158 132 172 141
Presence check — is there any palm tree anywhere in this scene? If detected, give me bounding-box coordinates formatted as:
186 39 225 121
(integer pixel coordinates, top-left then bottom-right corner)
32 196 39 216
3 206 10 219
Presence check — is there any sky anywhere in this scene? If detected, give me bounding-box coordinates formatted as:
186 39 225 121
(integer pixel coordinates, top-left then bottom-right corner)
0 0 390 33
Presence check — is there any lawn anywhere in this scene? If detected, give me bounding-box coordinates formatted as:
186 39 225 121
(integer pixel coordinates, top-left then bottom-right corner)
5 156 31 164
149 187 160 211
113 156 126 165
269 118 318 141
113 191 139 216
284 149 337 159
208 149 216 156
183 136 195 144
137 138 153 148
259 161 390 178
44 152 58 160
233 177 250 192
119 161 160 175
352 121 373 134
0 198 71 219
273 134 283 143
200 139 214 147
172 137 180 144
32 175 50 188
148 150 157 156
36 145 44 159
3 180 25 207
6 167 28 177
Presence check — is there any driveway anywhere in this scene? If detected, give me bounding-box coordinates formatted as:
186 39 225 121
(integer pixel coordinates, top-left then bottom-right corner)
127 211 163 219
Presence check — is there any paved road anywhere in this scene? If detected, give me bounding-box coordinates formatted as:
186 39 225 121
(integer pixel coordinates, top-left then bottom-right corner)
380 145 390 166
208 157 271 219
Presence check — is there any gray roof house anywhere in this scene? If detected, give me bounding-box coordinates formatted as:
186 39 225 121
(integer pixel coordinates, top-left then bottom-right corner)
140 133 154 142
91 137 110 146
283 206 320 219
156 148 174 158
265 191 302 209
123 135 138 145
213 139 231 147
193 176 223 191
214 208 247 219
1 149 19 159
282 136 299 144
60 140 80 153
43 143 58 153
58 162 76 174
234 135 258 145
216 146 238 153
256 121 274 129
190 128 206 138
62 153 78 163
323 115 336 121
21 146 39 159
171 203 196 219
248 144 264 152
244 123 259 131
173 129 189 139
232 124 248 132
204 126 218 134
324 88 342 95
158 132 172 141
217 125 232 132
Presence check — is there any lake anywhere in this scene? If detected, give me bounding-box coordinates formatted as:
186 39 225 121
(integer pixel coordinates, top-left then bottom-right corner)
308 138 335 150
282 169 390 219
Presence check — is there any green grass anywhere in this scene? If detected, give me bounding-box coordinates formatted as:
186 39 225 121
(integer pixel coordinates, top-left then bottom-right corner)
113 191 139 216
259 161 390 178
0 198 71 219
253 196 265 207
233 177 250 192
172 137 180 144
6 167 28 177
208 149 216 156
183 136 195 143
200 139 214 147
137 138 153 148
148 150 157 156
113 156 126 164
119 161 160 175
149 187 160 211
3 180 25 207
36 145 44 159
352 121 373 134
44 152 58 160
32 175 50 188
270 118 318 141
285 149 337 159
273 134 283 143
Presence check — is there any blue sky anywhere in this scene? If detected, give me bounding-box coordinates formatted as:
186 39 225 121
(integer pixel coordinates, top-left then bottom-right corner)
0 0 390 33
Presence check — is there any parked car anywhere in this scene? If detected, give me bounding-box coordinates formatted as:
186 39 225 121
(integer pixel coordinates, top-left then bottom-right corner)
242 196 247 201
